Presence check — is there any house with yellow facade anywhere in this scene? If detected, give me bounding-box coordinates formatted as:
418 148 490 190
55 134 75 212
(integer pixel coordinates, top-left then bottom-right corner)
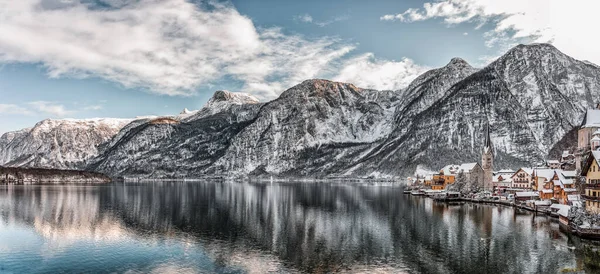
582 151 600 213
430 165 459 190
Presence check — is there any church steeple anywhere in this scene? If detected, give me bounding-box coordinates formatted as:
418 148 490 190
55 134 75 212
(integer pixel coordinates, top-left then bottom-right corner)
483 124 493 155
482 123 494 191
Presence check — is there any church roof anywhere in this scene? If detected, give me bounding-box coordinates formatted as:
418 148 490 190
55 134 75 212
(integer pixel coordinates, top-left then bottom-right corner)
459 163 478 172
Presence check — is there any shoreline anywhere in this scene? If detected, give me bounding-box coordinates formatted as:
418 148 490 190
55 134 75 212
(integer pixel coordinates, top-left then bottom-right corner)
411 192 600 240
0 166 111 184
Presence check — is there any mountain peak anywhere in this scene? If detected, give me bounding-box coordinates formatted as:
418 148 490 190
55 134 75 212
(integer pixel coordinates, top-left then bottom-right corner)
209 90 259 105
447 57 470 67
280 79 362 99
503 43 563 58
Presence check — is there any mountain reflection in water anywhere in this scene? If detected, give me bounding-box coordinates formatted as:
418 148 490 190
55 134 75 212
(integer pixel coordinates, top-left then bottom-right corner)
0 182 597 273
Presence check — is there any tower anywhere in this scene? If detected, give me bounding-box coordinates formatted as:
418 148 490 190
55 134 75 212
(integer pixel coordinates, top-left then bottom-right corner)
482 124 494 191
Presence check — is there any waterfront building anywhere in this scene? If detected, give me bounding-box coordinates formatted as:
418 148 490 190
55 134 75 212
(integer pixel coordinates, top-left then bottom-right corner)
582 151 600 213
492 174 512 193
482 125 494 191
511 168 534 189
431 165 459 190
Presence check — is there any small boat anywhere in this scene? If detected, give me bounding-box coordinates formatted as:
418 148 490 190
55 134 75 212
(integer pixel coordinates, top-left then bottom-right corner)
433 191 461 201
410 190 423 196
403 188 411 194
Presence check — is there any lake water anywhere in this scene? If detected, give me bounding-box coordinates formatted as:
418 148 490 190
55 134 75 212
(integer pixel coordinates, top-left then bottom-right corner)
0 182 599 273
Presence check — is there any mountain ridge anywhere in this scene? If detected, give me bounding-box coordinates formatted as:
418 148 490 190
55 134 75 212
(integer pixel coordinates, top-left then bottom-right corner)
2 43 600 178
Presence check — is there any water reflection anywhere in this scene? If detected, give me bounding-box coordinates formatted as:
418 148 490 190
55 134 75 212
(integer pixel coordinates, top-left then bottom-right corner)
0 182 597 273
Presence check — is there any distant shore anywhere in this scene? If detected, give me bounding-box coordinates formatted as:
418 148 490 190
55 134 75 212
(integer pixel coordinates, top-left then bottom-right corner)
0 166 111 184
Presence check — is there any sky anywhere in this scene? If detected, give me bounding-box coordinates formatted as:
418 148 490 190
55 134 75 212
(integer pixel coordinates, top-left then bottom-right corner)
0 0 598 134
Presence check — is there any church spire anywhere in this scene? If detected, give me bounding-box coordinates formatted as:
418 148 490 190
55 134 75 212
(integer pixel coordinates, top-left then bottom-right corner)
482 123 494 191
484 124 493 154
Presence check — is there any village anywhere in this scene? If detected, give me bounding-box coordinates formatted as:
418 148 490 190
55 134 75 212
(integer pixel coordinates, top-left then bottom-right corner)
405 104 600 239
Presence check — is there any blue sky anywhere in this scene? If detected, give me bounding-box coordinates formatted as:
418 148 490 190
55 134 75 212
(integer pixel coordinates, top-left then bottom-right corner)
0 0 597 133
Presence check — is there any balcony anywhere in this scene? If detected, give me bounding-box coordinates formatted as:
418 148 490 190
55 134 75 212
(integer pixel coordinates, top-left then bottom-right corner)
585 183 600 189
583 195 600 201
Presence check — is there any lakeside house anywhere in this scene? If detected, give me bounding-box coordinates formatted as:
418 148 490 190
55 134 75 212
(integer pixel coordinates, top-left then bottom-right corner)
492 173 512 192
511 168 534 190
582 151 600 213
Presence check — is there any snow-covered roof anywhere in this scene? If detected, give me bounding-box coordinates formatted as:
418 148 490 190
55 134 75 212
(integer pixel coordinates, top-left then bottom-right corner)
581 109 600 128
594 129 600 136
558 206 571 217
535 200 552 206
458 163 478 172
511 168 533 178
561 170 577 178
493 175 512 183
562 150 572 157
516 192 539 197
534 168 557 179
592 136 600 142
440 164 461 175
564 188 578 192
568 194 581 201
550 204 570 211
547 160 560 164
593 151 600 163
541 189 554 193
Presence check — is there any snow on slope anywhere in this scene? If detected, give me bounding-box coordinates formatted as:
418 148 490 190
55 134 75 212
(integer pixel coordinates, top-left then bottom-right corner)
0 118 132 169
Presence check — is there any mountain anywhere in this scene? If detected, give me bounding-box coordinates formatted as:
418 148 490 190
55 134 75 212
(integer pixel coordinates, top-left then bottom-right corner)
0 118 132 169
88 91 264 178
3 43 600 179
344 43 600 176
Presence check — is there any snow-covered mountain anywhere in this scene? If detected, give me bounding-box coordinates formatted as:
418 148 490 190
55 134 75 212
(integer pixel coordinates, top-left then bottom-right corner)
345 43 600 176
87 90 264 177
0 118 132 169
3 43 600 178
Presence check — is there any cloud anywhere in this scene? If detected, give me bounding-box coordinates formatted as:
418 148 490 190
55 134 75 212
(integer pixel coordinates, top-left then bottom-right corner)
0 104 33 115
380 0 600 66
294 13 350 27
294 13 313 23
0 0 356 99
28 101 74 117
463 32 468 36
333 53 429 91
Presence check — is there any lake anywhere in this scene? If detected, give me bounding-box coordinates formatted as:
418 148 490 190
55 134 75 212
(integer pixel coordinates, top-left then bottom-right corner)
0 181 599 273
